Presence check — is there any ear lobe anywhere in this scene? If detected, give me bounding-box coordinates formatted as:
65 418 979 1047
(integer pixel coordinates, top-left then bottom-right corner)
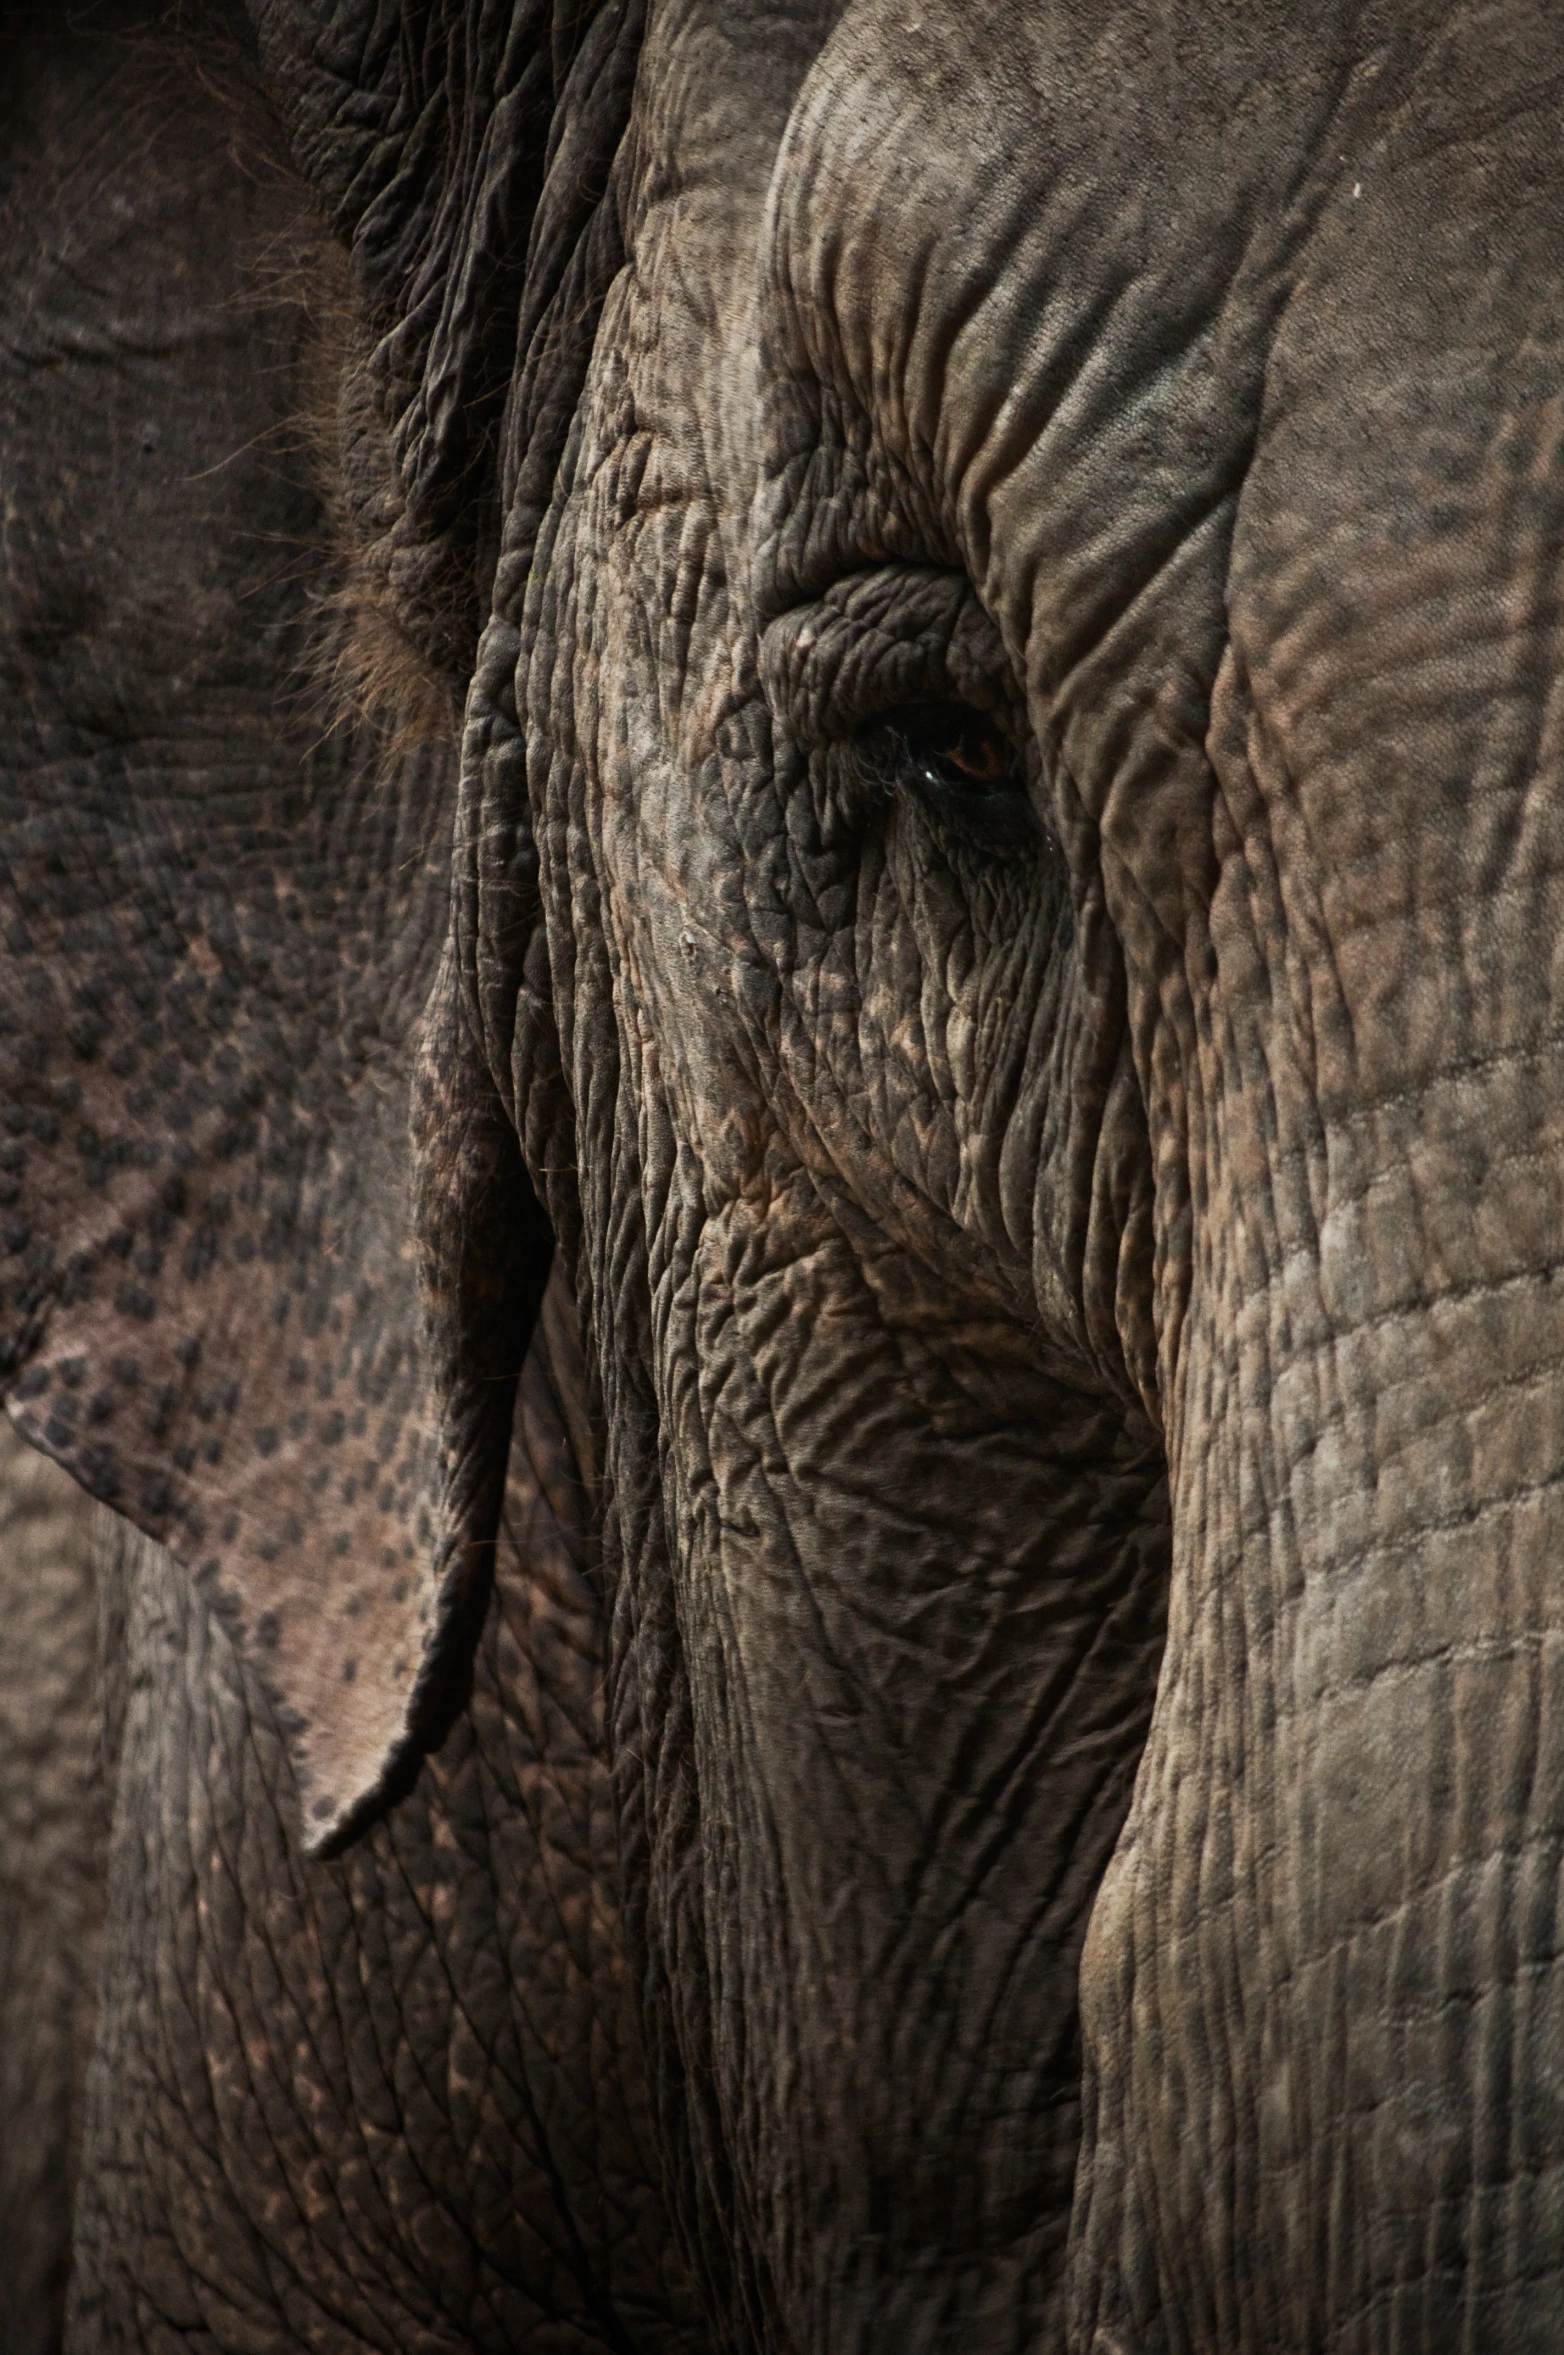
407 942 555 1766
0 909 549 1857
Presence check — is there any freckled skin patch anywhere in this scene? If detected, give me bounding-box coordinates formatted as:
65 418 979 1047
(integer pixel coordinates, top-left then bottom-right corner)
0 8 470 1844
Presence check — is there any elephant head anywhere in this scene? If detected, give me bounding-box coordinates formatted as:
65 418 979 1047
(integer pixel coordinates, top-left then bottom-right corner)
4 0 1562 2346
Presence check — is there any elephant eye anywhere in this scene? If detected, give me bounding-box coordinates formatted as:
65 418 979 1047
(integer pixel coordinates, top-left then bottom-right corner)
874 700 1020 793
857 699 1034 844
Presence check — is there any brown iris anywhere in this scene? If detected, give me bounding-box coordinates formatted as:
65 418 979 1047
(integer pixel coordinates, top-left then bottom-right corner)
871 700 1025 801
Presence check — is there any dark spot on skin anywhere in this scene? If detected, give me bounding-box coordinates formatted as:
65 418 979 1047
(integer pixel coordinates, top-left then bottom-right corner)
391 1579 409 1603
14 1365 50 1401
141 1477 171 1518
255 1611 280 1650
183 1233 217 1281
321 1411 345 1445
341 1659 357 1684
311 1796 333 1822
256 1427 278 1458
59 1257 93 1305
392 1660 408 1680
77 1445 119 1500
88 1391 114 1424
4 1219 31 1254
175 1335 200 1370
115 1281 155 1320
221 1514 238 1543
202 1437 222 1465
58 1357 86 1388
111 1357 139 1387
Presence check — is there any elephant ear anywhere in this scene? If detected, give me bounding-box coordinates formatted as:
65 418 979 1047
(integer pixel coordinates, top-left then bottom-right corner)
245 0 650 709
0 9 562 1849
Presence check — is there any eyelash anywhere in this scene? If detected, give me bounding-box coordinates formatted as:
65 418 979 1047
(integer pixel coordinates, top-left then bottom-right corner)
850 698 1040 850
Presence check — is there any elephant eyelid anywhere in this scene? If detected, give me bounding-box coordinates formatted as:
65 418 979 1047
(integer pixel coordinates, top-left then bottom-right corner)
755 563 1045 852
757 567 1025 756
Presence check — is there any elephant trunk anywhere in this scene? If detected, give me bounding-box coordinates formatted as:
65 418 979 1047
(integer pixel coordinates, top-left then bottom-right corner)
1072 178 1564 2343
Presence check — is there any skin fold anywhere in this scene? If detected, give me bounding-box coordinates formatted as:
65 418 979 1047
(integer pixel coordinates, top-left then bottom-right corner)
3 0 1563 2349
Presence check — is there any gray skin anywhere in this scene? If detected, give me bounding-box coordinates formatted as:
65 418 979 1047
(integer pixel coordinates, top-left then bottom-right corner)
3 0 1562 2348
0 1420 106 2355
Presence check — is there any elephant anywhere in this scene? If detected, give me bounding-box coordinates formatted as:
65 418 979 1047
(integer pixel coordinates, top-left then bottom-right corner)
3 0 1562 2345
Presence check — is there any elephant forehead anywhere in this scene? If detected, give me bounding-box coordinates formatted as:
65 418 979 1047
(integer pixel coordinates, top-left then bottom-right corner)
756 0 1344 597
754 0 1564 873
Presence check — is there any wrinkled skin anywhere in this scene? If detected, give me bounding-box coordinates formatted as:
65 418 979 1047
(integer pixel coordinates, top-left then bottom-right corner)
5 0 1564 2349
0 1421 105 2355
